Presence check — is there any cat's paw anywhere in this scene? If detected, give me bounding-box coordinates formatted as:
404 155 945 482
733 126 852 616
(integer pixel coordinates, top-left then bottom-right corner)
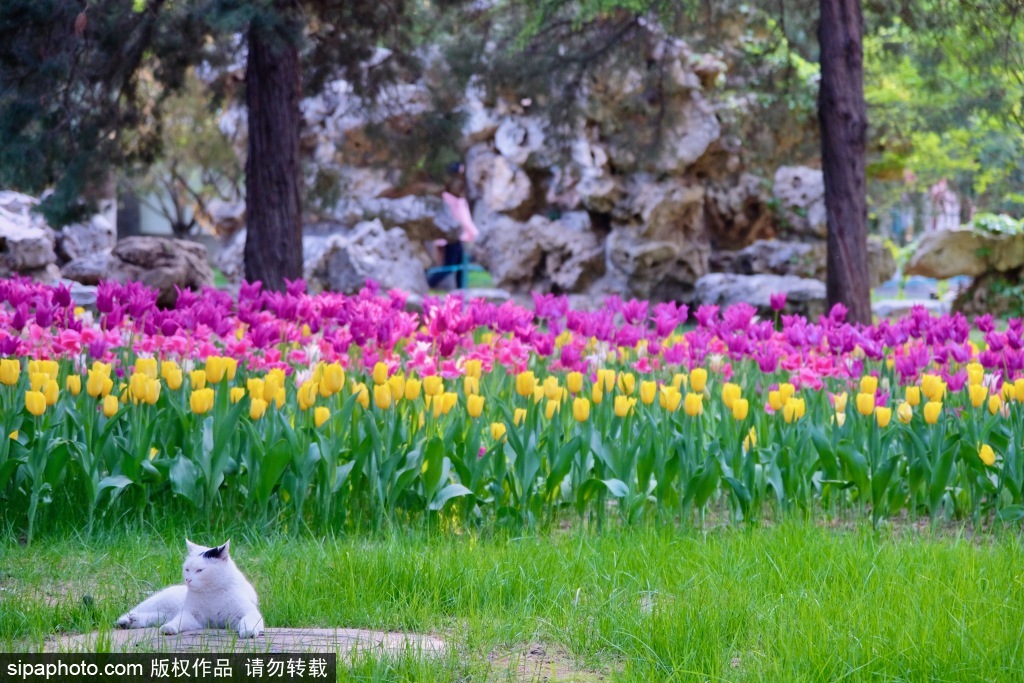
115 613 135 629
159 623 179 636
238 625 263 639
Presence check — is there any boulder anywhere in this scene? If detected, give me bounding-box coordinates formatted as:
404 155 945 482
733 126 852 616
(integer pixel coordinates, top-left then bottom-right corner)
465 147 533 217
307 220 428 295
905 228 1024 279
0 191 57 273
692 273 827 318
494 116 546 168
773 166 827 238
56 214 116 263
712 237 897 289
62 237 214 308
606 226 708 301
473 213 604 294
202 198 246 236
705 174 776 250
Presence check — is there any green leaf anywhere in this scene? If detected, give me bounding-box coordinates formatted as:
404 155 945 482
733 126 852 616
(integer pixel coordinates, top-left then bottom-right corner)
422 436 445 500
429 483 472 511
601 478 629 498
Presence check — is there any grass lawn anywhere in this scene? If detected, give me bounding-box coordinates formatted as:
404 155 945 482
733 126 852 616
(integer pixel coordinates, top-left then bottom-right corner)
3 523 1024 681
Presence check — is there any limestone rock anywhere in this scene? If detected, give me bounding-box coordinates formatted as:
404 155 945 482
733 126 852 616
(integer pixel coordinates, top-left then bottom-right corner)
57 214 116 263
308 220 428 295
773 166 827 238
63 237 213 307
0 191 57 272
606 226 708 301
473 213 604 294
905 228 1024 279
465 147 533 217
693 273 827 318
494 117 545 168
705 174 776 250
712 237 897 289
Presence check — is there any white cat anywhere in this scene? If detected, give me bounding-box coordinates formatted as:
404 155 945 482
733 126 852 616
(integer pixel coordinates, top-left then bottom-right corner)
115 540 264 638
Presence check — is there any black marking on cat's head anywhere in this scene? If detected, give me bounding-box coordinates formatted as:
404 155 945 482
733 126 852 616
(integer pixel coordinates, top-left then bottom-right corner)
201 541 230 560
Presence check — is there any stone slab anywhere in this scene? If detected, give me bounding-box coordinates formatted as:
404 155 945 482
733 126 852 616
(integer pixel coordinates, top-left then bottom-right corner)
49 628 446 656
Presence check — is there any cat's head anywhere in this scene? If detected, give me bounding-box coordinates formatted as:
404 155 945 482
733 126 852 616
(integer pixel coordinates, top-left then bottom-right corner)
182 539 232 592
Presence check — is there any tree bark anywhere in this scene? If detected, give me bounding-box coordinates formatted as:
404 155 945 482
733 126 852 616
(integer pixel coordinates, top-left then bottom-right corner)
244 1 303 291
819 0 871 324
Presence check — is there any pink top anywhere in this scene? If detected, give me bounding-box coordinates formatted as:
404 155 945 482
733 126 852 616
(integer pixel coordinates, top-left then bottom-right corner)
442 192 479 243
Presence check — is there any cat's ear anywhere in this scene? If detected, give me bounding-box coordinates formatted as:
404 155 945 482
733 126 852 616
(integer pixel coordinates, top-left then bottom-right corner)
201 541 230 561
185 539 201 554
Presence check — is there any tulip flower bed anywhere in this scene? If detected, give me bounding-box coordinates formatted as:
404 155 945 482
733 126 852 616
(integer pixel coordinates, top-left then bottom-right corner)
0 277 1022 540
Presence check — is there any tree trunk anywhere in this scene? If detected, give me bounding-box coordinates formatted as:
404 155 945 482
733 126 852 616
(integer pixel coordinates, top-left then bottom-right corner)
244 2 303 291
819 0 871 324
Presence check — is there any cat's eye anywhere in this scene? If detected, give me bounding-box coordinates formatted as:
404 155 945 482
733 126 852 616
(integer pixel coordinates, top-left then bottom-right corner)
195 569 203 573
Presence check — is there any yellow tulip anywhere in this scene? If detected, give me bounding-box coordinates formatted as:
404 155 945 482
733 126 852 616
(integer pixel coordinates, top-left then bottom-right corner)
515 371 536 397
230 387 246 404
905 386 921 407
768 390 783 412
405 378 422 401
86 371 111 398
661 386 682 412
598 368 616 392
833 392 848 413
424 375 444 397
545 399 559 420
464 376 480 396
135 357 158 379
592 383 603 405
102 394 119 418
442 392 458 414
1016 379 1024 402
875 406 892 428
514 407 527 426
690 368 708 393
42 379 59 406
684 392 703 417
143 378 160 405
25 390 45 416
129 373 149 403
490 422 507 441
467 394 485 418
532 386 544 404
250 398 268 420
967 363 984 386
573 397 590 422
833 411 847 427
979 443 996 467
860 375 878 395
29 360 59 381
190 388 214 415
614 395 633 418
743 427 757 450
783 398 802 424
0 359 20 386
160 360 180 380
672 373 687 390
969 384 988 409
779 382 795 403
315 406 331 428
297 381 319 410
922 374 945 401
897 402 913 424
989 394 1003 416
640 380 657 405
8 430 17 440
566 371 583 394
732 398 749 421
388 373 406 401
65 374 81 396
29 372 47 392
264 369 285 401
354 382 369 409
374 384 393 410
618 372 636 396
722 383 741 410
205 356 227 384
543 376 561 401
273 387 286 410
1003 381 1016 402
856 392 875 416
372 362 389 385
317 364 341 396
190 369 207 390
465 359 482 379
924 401 942 425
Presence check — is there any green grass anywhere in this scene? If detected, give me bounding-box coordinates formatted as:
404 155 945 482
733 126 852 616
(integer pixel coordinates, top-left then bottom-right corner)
4 524 1024 681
